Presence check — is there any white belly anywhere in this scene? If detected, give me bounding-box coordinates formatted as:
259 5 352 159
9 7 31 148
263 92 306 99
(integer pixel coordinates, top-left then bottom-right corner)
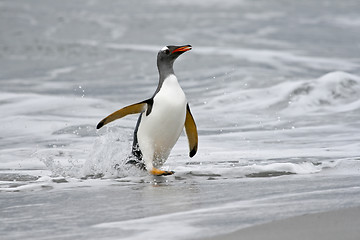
137 74 187 169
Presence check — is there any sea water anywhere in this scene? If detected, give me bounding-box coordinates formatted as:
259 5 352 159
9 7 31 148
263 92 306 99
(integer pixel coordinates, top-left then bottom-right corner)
1 0 360 239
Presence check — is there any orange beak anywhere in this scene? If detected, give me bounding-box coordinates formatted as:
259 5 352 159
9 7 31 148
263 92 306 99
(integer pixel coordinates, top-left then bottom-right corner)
172 45 192 54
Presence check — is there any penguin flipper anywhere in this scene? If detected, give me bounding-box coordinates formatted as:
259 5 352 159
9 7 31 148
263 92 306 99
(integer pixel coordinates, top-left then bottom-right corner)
184 104 198 157
97 100 150 129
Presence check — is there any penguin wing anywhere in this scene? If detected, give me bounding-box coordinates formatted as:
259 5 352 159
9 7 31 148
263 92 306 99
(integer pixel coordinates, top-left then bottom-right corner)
184 104 198 157
97 99 152 129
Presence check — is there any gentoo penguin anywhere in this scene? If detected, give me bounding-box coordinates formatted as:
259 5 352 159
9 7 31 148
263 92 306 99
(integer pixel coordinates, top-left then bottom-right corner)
97 45 198 176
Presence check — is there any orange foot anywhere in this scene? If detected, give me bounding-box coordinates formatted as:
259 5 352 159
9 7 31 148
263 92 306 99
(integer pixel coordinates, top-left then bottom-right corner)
150 168 175 176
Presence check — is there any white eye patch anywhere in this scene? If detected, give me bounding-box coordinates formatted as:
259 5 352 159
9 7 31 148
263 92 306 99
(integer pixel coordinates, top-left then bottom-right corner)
161 46 169 51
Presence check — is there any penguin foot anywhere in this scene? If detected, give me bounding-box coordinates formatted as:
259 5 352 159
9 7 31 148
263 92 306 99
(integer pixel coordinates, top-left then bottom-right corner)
126 159 146 171
150 168 175 176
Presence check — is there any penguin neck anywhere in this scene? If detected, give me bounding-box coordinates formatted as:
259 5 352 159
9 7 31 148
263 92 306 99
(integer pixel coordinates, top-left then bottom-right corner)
155 61 176 95
157 60 174 81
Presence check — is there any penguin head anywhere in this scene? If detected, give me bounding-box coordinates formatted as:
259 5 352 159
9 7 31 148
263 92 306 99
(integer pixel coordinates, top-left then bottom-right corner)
157 45 192 69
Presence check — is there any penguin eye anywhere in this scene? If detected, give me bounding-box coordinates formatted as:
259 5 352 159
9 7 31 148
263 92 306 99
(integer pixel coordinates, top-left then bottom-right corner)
164 49 170 55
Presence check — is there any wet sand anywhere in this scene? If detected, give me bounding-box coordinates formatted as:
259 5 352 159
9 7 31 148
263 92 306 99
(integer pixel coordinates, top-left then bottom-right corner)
205 206 360 240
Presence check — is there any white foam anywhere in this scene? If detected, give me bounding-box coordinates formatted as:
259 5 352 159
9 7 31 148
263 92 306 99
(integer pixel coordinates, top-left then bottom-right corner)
201 71 360 117
283 71 360 114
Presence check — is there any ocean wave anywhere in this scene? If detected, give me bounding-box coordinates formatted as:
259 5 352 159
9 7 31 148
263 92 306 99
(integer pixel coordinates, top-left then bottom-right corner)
203 71 360 117
280 71 360 114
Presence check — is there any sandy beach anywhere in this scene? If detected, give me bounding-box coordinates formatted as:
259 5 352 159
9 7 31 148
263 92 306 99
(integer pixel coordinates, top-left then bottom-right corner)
205 206 360 240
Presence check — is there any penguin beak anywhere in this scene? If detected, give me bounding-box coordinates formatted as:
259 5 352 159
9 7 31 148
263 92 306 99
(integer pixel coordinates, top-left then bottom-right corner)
172 45 192 54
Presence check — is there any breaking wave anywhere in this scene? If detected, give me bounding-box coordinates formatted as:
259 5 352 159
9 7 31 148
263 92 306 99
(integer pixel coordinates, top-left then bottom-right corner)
279 71 360 114
205 71 360 116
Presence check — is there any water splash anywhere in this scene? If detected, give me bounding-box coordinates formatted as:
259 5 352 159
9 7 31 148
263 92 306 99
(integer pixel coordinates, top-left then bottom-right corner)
82 128 141 178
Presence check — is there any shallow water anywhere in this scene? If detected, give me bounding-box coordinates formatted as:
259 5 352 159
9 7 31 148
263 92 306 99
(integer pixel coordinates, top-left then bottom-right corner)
1 0 360 239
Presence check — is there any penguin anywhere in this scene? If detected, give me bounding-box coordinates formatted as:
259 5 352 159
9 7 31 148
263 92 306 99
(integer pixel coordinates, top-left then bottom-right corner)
96 45 198 176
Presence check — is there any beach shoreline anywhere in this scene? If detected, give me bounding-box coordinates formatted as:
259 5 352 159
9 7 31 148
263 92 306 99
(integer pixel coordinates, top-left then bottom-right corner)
204 206 360 240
